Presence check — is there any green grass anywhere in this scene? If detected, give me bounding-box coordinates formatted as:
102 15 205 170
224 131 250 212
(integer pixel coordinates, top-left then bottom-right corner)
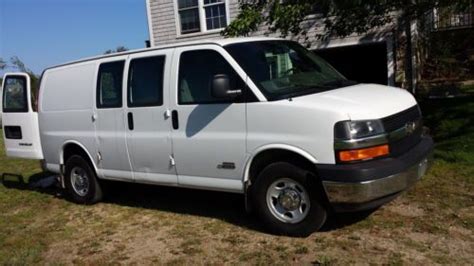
460 83 474 94
0 98 473 264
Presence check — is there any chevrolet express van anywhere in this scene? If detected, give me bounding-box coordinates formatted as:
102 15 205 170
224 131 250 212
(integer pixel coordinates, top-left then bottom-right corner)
1 38 433 236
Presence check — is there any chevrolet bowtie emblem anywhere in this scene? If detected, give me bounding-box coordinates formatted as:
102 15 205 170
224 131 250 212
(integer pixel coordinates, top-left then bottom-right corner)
405 121 417 134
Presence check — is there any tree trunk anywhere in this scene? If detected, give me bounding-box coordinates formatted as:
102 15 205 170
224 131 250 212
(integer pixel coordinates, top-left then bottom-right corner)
404 18 415 94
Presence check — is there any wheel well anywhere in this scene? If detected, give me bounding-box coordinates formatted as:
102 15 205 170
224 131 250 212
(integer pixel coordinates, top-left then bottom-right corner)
62 143 94 168
248 149 318 185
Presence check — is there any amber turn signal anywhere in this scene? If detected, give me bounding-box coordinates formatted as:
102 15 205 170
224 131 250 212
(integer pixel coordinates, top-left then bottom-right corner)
338 144 389 162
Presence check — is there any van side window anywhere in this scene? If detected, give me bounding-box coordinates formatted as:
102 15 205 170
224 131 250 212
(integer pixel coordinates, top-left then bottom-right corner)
2 75 28 113
178 50 254 105
127 56 165 107
97 61 124 108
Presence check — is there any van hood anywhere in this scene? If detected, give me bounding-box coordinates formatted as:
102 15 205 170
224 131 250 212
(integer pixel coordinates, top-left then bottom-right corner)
291 84 418 120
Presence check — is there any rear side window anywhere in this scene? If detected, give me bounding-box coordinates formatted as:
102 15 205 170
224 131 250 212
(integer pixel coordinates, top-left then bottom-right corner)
178 50 249 105
97 61 124 108
2 75 28 113
127 56 165 107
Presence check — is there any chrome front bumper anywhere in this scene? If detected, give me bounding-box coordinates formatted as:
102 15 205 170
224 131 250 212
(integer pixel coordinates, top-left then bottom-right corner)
322 156 431 205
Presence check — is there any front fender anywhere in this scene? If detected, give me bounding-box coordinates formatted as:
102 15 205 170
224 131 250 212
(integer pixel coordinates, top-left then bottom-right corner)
243 144 318 183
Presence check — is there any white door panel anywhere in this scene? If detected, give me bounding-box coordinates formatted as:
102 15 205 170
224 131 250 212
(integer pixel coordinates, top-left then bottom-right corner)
1 73 43 159
94 58 133 180
171 104 247 180
126 106 176 184
125 50 177 185
95 109 132 180
170 46 250 185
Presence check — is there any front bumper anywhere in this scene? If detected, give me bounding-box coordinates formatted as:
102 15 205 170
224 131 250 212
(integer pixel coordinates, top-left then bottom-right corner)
318 136 434 212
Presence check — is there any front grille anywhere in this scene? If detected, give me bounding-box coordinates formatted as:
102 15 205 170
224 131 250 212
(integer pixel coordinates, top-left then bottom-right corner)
382 105 421 132
390 127 422 157
382 105 423 156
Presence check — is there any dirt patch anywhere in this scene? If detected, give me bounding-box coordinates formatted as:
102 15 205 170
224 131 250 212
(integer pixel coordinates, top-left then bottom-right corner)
2 166 473 265
387 199 426 217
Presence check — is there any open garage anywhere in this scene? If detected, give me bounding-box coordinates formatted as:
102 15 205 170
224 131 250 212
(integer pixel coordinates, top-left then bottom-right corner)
315 42 389 85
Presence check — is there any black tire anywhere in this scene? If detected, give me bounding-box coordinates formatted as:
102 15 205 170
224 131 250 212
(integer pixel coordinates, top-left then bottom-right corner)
251 162 327 237
64 155 103 204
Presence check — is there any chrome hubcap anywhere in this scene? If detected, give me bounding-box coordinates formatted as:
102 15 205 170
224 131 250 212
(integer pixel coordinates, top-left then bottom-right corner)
70 166 90 197
279 189 302 211
266 178 310 224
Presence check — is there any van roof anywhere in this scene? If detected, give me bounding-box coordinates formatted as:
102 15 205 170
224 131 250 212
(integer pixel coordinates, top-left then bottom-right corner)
46 37 285 71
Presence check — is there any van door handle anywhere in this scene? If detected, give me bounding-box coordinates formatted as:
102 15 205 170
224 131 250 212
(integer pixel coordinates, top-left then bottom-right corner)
128 112 134 130
172 110 179 130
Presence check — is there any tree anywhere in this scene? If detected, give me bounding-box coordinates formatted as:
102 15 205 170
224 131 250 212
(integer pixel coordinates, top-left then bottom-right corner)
10 56 33 73
223 0 472 92
0 56 39 110
104 46 129 54
9 56 39 99
0 58 6 70
0 57 5 85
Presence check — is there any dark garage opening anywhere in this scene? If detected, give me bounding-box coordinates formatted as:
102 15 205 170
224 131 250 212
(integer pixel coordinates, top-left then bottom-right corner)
314 42 388 85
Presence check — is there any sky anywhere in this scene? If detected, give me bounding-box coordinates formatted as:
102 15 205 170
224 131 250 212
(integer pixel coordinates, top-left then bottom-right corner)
0 0 149 75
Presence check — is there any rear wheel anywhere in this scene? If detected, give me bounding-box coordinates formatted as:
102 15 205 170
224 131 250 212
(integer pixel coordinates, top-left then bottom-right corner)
252 162 327 236
65 155 103 204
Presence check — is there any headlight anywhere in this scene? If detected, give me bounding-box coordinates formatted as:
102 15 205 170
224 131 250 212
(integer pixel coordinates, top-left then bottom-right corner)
334 120 385 140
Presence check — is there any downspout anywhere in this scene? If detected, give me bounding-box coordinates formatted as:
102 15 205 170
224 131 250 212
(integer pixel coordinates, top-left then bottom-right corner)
145 0 155 47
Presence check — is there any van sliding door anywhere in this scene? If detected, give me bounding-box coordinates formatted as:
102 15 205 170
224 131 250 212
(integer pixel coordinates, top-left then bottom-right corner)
94 59 133 180
124 50 177 185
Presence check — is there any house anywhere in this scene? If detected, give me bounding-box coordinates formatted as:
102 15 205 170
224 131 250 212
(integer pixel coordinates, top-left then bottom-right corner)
146 0 397 87
145 1 473 92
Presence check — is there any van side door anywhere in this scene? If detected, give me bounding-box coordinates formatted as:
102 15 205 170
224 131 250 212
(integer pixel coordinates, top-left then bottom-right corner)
124 50 177 185
1 73 43 159
169 46 257 192
94 57 133 180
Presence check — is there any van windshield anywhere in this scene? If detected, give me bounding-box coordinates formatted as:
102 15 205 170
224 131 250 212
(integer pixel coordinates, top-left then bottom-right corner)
225 41 355 100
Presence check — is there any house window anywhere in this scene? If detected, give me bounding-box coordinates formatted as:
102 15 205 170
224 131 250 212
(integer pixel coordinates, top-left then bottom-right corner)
177 0 228 35
178 0 201 34
204 0 227 30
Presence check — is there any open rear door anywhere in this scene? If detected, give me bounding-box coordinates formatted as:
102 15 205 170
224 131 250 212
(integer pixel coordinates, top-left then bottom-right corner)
1 73 43 159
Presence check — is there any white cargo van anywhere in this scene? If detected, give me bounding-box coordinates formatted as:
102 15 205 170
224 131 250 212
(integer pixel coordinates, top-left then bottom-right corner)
1 38 433 236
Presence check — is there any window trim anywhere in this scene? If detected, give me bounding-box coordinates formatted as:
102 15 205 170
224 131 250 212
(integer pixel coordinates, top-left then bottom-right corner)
174 0 230 37
2 75 29 113
96 60 125 109
127 55 166 108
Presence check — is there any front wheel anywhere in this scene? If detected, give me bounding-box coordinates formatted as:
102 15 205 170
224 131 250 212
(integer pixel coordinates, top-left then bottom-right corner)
65 155 103 204
252 162 327 236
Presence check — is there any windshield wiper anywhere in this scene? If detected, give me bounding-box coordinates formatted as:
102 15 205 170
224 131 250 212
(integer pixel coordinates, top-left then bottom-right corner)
273 85 333 100
322 79 358 88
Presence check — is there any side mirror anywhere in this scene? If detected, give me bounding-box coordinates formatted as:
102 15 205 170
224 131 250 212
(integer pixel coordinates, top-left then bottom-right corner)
211 74 242 99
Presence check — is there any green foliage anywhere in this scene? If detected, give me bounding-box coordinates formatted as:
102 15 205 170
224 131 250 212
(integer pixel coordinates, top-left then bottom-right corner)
224 0 472 39
10 56 31 73
421 98 474 164
0 58 6 70
421 28 474 81
222 2 265 36
224 0 471 93
104 46 129 55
